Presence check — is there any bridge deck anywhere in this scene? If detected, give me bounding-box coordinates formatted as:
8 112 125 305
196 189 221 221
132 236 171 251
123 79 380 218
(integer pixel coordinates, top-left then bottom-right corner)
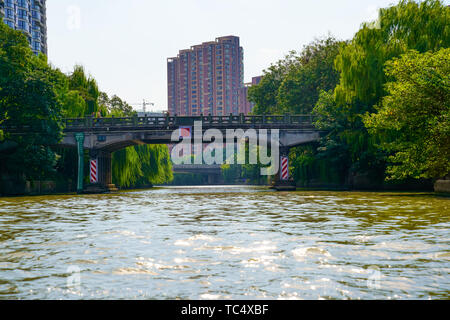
1 114 316 133
63 114 315 132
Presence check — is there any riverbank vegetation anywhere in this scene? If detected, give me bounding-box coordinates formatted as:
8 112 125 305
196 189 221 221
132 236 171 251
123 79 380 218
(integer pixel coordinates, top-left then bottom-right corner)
0 22 172 195
1 0 448 194
248 0 449 190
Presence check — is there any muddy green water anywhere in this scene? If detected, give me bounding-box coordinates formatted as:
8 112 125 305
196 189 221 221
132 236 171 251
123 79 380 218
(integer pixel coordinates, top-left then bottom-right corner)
0 186 449 299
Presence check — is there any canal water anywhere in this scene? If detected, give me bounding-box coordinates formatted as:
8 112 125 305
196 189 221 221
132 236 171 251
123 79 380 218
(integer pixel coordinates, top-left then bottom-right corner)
0 186 449 300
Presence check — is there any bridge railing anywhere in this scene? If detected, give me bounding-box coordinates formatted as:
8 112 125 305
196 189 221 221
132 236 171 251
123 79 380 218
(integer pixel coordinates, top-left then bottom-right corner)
0 119 58 132
62 114 316 130
2 114 316 132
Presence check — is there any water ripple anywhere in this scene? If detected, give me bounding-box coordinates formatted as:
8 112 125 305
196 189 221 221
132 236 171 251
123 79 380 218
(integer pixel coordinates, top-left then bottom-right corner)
0 187 448 299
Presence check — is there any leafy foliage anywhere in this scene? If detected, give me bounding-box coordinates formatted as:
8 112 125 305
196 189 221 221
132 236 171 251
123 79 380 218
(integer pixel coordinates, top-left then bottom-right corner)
0 22 172 190
335 0 449 107
68 65 100 116
312 0 449 186
364 49 450 180
277 37 343 114
248 0 449 187
112 144 173 188
248 51 298 114
248 37 346 185
249 37 343 115
98 92 135 117
0 23 64 179
107 102 172 188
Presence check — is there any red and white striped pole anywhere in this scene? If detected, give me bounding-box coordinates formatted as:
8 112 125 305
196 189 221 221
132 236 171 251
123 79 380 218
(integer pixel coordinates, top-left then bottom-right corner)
280 156 289 181
90 159 98 184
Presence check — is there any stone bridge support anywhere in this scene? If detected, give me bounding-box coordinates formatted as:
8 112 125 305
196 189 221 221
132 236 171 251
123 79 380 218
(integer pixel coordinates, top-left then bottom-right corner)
207 173 224 185
75 133 117 194
272 147 296 191
83 150 117 194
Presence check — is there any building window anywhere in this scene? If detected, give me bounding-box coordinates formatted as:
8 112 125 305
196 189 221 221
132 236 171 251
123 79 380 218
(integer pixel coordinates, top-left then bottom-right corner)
18 9 28 19
33 41 40 52
5 20 14 28
6 9 14 19
18 20 29 31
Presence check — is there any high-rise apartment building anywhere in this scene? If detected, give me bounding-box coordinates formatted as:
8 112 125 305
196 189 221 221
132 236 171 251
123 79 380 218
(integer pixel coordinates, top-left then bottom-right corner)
168 36 245 116
0 0 47 56
238 76 262 115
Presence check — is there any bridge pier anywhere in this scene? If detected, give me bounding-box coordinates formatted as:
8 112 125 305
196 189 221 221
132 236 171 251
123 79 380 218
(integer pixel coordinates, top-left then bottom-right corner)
207 173 223 185
83 149 118 194
272 147 296 191
75 133 85 194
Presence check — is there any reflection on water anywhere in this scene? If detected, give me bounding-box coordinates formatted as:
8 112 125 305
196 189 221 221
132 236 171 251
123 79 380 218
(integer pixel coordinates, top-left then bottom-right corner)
0 186 449 299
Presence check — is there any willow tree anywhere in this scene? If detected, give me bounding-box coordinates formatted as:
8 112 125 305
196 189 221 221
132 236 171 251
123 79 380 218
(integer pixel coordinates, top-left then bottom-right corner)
136 144 173 185
53 65 102 185
313 0 450 186
68 65 100 116
335 0 449 107
112 147 143 188
112 145 173 188
105 95 173 188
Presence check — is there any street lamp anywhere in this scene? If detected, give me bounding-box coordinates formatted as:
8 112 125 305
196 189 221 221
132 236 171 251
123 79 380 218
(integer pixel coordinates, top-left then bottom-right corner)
130 99 155 113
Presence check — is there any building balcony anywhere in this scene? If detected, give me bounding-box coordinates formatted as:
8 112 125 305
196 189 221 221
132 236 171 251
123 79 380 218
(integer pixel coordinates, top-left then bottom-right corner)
33 0 43 8
22 28 32 36
17 2 30 10
32 17 42 26
4 0 14 8
32 9 41 19
3 18 14 28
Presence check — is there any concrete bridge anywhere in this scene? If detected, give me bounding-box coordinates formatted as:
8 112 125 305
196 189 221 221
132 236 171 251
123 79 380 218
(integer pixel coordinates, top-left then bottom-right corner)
172 164 223 185
5 114 323 192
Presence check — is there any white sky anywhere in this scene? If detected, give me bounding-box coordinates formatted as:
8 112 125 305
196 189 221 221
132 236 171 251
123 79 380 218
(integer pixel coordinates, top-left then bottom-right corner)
46 0 445 112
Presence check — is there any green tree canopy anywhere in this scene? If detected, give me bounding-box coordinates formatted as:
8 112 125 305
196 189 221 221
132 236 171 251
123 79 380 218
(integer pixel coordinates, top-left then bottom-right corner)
68 65 100 116
99 92 135 116
277 37 343 114
312 0 449 185
0 22 173 191
0 23 64 179
248 51 298 114
249 37 343 115
364 49 450 180
335 0 449 107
